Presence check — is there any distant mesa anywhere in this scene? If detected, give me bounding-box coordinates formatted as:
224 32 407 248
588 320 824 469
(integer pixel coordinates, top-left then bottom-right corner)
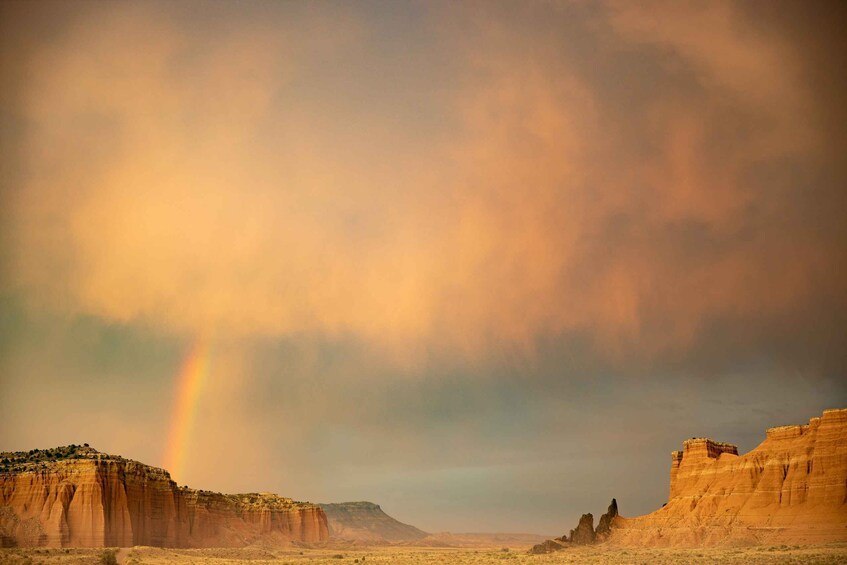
315 505 547 549
0 445 328 548
532 407 847 552
318 501 427 543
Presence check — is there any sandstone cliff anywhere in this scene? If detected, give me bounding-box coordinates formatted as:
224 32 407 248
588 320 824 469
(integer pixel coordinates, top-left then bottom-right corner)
0 445 328 548
612 408 847 546
318 501 427 543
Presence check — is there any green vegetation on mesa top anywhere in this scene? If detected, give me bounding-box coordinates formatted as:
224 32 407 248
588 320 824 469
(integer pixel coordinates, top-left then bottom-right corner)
0 444 120 473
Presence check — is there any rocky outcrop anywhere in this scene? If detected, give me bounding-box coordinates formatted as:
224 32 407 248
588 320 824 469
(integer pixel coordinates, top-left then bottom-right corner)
0 445 328 548
569 513 595 545
529 538 567 554
612 408 847 547
318 501 427 542
594 498 618 541
530 500 617 553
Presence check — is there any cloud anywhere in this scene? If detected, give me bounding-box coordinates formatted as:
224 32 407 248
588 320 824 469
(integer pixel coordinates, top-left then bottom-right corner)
2 0 844 371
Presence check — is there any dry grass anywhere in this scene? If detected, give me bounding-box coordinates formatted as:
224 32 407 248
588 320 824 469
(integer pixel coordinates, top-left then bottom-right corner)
2 543 846 565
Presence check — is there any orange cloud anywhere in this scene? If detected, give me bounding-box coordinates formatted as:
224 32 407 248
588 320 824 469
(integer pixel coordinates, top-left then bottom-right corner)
3 1 842 366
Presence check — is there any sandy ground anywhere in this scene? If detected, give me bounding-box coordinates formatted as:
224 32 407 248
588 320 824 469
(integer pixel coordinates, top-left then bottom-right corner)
2 543 846 565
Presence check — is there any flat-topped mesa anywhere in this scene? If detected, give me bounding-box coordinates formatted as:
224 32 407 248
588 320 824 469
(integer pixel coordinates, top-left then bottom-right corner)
681 438 739 458
612 408 847 547
0 444 168 476
318 501 427 542
670 439 738 499
0 446 328 548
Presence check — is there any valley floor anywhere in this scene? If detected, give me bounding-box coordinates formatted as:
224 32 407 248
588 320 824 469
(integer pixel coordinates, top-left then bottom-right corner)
2 543 846 565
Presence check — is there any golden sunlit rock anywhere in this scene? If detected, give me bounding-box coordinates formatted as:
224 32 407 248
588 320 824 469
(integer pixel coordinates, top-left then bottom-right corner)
0 446 328 548
612 408 847 546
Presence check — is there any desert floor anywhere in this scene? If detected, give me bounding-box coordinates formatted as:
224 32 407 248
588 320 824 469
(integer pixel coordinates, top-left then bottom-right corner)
3 543 847 565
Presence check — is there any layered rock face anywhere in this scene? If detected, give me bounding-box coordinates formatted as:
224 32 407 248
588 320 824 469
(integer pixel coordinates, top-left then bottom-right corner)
612 408 847 546
0 446 328 548
318 501 427 542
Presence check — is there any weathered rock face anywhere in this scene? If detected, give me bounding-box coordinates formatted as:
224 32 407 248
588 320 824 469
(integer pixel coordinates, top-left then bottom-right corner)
318 501 427 542
0 446 328 548
594 498 618 541
569 513 595 545
612 408 847 547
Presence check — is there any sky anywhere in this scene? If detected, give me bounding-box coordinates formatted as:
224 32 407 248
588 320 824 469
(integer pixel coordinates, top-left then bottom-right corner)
1 0 846 535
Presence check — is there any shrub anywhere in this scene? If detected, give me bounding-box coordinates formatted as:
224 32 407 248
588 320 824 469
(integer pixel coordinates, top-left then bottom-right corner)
99 549 118 565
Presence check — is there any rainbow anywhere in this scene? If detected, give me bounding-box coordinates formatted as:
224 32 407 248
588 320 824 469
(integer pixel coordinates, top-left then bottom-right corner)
162 337 212 483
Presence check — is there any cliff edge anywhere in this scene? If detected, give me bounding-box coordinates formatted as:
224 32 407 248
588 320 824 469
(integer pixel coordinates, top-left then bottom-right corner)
612 408 847 546
0 445 328 548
